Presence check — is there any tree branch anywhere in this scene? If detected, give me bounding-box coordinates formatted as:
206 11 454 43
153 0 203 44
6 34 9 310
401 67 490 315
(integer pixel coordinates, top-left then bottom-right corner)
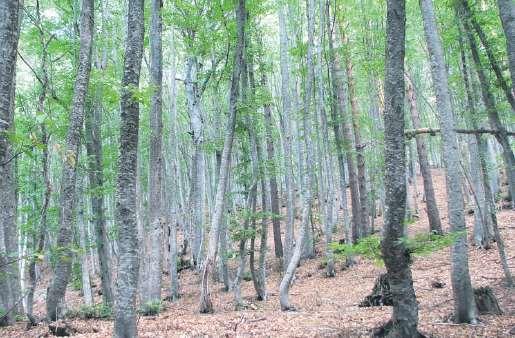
405 128 515 139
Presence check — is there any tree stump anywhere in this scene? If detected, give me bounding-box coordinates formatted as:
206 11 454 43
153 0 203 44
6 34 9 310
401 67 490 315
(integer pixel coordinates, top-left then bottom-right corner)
359 273 393 307
474 286 502 315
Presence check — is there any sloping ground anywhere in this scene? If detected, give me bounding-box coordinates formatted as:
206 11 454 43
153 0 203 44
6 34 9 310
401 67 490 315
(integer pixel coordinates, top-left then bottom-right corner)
2 170 514 337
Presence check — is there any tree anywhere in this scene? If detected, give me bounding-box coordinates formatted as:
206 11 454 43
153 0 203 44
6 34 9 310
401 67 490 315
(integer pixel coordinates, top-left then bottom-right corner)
0 0 22 326
146 0 164 304
199 0 246 314
405 73 443 235
419 0 478 324
113 0 145 335
46 0 94 321
378 0 422 336
496 0 515 95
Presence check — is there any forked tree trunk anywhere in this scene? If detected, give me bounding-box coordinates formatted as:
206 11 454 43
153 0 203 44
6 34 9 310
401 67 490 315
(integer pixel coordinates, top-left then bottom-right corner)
46 0 94 321
113 0 145 336
421 0 478 324
199 0 245 314
378 0 421 336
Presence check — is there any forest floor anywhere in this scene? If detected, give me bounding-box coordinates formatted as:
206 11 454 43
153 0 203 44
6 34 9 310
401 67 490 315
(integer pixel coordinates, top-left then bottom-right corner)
2 169 515 337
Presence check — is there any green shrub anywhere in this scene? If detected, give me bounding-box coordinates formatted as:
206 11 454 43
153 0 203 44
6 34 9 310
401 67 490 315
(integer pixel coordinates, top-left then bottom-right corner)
67 303 112 320
330 232 461 266
138 300 163 316
242 271 253 282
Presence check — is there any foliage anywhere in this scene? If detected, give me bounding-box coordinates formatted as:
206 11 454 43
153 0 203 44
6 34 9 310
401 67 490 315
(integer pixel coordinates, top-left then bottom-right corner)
138 300 164 316
66 303 112 320
330 232 462 266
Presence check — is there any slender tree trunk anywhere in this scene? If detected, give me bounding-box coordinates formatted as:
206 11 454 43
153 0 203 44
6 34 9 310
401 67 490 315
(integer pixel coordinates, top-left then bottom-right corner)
344 53 370 236
279 0 315 311
461 10 515 210
421 0 478 324
378 0 421 336
262 73 284 265
46 0 94 321
77 179 93 306
85 47 113 305
0 0 21 326
328 20 361 243
326 1 350 242
405 73 443 234
146 0 164 304
113 0 145 335
278 3 295 268
199 0 245 314
496 0 515 96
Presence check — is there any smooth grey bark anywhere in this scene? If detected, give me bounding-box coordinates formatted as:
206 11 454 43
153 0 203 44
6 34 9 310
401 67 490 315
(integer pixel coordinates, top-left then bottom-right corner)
326 1 350 242
113 0 145 336
458 32 493 248
0 0 21 326
167 32 180 301
77 179 93 306
279 0 315 311
262 73 284 264
405 74 443 234
460 0 515 112
328 20 361 244
199 0 245 314
278 3 295 268
345 53 370 237
46 0 94 321
379 0 421 336
315 0 335 277
85 98 113 306
461 10 515 210
146 0 164 303
496 0 515 96
185 55 206 268
420 0 478 324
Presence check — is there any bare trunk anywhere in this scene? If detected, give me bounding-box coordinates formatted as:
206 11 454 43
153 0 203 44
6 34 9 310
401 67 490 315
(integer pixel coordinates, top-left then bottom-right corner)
378 0 421 336
496 0 515 96
46 0 94 321
113 0 145 335
199 0 245 314
421 0 478 323
146 0 164 303
405 73 443 234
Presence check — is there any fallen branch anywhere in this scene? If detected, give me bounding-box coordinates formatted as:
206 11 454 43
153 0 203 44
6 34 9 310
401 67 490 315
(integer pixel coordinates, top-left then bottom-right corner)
405 128 515 139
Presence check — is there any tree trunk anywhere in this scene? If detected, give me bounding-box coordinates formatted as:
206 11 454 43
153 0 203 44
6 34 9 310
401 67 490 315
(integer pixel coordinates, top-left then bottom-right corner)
460 1 515 112
146 0 164 304
113 0 145 336
199 0 245 314
279 0 315 311
326 1 351 242
46 0 94 321
345 53 370 237
496 0 515 96
461 9 515 210
421 0 478 324
0 0 21 326
262 73 284 265
378 0 421 336
278 2 295 268
329 21 361 244
405 73 443 234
